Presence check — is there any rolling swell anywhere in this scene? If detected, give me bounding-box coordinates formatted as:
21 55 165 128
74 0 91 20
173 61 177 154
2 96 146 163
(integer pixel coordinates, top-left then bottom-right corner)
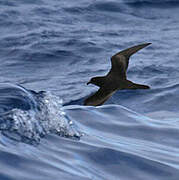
64 105 179 180
1 89 179 179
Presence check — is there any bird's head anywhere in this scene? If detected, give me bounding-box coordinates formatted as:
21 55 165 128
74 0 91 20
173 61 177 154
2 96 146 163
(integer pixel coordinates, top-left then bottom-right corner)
87 77 105 87
87 77 98 85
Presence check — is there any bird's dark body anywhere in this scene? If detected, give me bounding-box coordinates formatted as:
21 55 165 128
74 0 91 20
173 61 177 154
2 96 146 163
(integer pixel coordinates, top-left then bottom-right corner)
84 43 151 106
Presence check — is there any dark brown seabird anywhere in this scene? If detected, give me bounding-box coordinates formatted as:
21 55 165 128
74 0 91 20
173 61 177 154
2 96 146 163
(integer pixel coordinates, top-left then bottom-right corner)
84 43 151 106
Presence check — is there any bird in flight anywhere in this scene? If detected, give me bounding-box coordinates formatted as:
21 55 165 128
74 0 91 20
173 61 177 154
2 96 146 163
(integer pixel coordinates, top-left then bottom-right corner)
84 43 151 106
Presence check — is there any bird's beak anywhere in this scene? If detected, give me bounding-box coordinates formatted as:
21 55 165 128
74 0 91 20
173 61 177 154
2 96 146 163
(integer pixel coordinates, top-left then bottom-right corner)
87 81 91 85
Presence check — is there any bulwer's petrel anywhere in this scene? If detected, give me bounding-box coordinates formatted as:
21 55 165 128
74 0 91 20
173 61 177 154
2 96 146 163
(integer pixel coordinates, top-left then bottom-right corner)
84 43 151 106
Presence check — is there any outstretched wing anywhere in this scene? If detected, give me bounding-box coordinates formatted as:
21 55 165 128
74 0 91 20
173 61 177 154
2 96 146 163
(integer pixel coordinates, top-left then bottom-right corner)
107 43 151 79
84 87 116 106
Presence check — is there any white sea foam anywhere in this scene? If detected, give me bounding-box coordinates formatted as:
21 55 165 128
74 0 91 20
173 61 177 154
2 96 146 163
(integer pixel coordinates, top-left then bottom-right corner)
1 91 81 144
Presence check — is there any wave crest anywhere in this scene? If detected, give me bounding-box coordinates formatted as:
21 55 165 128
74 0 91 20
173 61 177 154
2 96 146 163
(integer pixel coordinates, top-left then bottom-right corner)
0 84 81 145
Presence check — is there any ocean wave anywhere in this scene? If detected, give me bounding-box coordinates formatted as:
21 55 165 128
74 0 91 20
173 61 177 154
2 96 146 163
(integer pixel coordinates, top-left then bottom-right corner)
0 84 81 145
0 84 179 179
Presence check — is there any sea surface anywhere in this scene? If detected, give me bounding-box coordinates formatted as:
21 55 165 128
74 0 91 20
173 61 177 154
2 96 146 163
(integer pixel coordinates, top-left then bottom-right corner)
0 0 179 179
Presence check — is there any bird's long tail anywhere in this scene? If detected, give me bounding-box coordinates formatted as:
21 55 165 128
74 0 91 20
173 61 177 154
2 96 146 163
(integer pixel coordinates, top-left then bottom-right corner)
130 82 150 89
124 80 150 89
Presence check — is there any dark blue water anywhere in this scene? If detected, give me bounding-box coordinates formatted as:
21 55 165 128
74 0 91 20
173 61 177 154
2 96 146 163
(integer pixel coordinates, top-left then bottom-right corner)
0 0 179 179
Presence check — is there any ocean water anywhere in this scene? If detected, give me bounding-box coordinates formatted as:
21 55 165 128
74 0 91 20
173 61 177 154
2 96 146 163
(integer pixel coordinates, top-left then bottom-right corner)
0 0 179 179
